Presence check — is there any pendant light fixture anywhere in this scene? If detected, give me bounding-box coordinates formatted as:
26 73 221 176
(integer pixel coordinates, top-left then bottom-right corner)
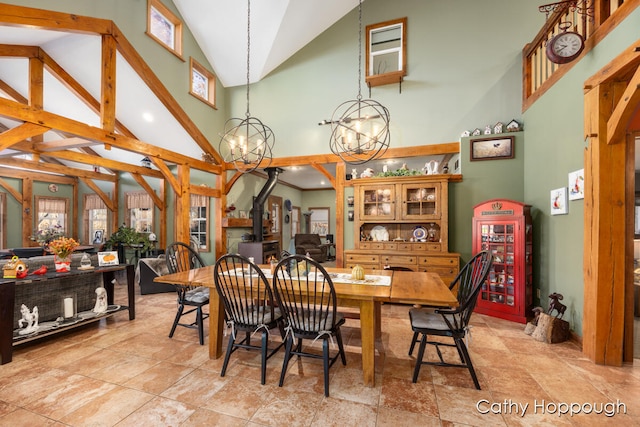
326 0 390 165
219 0 274 173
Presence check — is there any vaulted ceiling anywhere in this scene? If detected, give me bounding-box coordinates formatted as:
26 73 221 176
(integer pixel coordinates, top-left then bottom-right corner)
0 2 370 189
0 1 444 190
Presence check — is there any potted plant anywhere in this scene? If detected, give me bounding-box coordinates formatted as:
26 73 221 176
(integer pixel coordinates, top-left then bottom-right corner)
104 224 152 263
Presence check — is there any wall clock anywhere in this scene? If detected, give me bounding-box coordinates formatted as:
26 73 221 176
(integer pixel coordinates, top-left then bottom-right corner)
546 28 584 64
48 184 58 193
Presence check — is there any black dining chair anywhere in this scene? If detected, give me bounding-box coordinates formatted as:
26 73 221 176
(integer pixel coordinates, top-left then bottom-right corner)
408 250 492 389
271 254 347 397
213 254 285 385
165 241 209 345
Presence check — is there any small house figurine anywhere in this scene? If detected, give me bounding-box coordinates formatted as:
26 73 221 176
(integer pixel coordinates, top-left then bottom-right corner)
493 122 504 134
471 128 482 136
484 125 492 135
506 119 521 132
3 256 27 279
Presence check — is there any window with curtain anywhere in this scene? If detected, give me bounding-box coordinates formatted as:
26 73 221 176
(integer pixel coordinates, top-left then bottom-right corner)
35 196 69 239
190 194 209 252
126 192 154 234
84 194 109 245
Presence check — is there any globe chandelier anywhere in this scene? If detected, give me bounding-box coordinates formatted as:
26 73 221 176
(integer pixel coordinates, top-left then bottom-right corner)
326 0 390 165
219 0 274 173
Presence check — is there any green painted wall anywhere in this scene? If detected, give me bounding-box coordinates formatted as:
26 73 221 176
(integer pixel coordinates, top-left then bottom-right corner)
522 9 640 335
227 0 543 156
452 132 526 262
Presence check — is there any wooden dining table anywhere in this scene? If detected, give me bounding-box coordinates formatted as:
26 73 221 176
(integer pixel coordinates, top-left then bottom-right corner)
155 266 457 387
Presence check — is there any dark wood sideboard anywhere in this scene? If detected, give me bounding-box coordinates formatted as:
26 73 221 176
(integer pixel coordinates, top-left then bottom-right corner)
0 264 135 364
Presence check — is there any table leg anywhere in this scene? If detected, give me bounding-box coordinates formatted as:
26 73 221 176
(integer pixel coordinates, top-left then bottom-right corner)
208 290 225 359
125 264 135 320
0 281 15 364
359 299 376 387
375 301 382 339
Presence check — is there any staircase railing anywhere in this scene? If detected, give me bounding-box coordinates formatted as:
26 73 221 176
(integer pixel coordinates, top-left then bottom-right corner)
522 0 631 112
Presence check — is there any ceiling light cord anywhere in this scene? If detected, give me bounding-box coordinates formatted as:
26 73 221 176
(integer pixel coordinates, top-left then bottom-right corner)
327 0 391 165
245 0 251 119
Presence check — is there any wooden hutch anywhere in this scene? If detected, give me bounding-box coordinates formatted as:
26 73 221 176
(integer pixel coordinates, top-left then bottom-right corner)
344 175 459 286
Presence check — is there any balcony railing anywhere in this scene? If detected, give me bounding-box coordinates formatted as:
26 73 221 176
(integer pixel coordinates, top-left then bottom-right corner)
522 0 631 111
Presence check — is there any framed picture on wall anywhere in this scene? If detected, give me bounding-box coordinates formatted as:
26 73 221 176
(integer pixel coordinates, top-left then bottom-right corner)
470 136 514 161
550 187 568 215
309 207 329 237
568 169 584 200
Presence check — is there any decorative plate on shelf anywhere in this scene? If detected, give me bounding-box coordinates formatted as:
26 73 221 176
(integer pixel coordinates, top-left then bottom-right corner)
371 225 389 241
413 226 427 241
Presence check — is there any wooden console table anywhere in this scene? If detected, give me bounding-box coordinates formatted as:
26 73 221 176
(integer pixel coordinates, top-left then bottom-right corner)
0 264 135 364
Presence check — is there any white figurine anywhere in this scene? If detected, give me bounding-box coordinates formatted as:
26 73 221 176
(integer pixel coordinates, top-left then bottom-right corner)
383 164 388 173
93 287 108 313
351 168 357 179
360 168 374 178
423 160 439 175
18 304 39 335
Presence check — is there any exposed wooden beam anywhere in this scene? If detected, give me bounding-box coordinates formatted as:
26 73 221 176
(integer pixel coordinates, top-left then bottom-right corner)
28 56 43 111
191 184 220 199
0 78 27 103
584 39 640 90
0 176 21 201
224 171 243 195
606 65 640 144
0 157 117 182
0 97 221 174
0 3 113 35
100 34 117 133
150 157 181 194
175 164 191 243
0 122 48 151
34 137 100 151
0 165 76 184
27 146 164 179
0 43 39 58
262 142 461 169
310 163 336 189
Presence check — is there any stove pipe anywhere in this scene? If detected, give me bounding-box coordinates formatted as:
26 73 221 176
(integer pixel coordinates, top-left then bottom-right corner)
252 167 282 242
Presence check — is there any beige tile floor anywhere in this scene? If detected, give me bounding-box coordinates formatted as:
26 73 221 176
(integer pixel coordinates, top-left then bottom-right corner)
1 282 639 426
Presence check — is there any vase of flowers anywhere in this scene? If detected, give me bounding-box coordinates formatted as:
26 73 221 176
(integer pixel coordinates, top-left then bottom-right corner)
48 236 79 272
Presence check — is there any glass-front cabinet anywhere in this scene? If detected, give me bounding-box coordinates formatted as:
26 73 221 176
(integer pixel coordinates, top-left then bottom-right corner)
346 175 458 285
401 182 440 219
472 199 532 324
358 183 395 221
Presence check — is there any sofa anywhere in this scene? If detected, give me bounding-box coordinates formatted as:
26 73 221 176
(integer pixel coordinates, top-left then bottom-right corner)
136 256 175 294
294 233 328 263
